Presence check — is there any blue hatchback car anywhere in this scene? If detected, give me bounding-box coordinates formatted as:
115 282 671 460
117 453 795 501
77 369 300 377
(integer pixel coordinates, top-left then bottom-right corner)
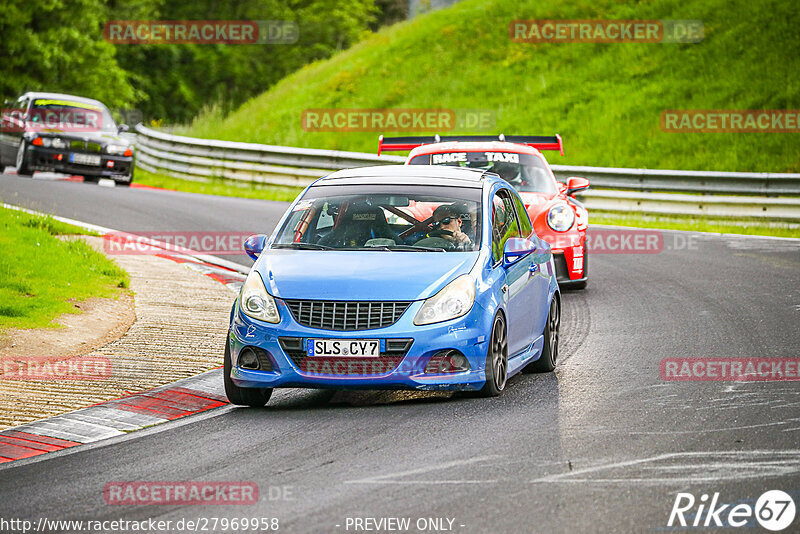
225 165 561 406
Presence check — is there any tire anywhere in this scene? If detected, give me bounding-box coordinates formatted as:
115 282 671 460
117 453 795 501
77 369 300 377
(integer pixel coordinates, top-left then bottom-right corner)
115 166 134 187
528 295 560 373
15 141 32 176
224 340 273 407
479 313 508 397
82 176 99 183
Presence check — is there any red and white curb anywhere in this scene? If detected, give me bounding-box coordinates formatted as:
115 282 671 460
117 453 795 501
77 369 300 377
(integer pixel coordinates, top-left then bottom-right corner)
0 205 249 466
159 254 245 294
0 369 227 464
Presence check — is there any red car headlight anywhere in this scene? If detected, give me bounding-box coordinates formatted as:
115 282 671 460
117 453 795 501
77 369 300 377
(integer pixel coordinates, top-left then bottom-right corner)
547 204 575 232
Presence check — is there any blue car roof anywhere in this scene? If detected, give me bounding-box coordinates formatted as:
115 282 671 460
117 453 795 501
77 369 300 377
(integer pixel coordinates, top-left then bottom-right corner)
316 165 492 189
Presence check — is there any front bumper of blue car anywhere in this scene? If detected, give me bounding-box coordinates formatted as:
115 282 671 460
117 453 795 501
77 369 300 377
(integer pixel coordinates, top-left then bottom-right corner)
228 298 492 391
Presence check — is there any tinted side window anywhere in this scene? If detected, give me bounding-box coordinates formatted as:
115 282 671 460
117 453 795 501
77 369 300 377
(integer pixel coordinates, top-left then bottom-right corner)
407 155 430 165
491 189 522 263
512 194 533 238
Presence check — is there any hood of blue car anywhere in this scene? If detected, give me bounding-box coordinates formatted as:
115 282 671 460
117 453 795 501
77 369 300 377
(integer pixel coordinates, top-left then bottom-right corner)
257 250 479 301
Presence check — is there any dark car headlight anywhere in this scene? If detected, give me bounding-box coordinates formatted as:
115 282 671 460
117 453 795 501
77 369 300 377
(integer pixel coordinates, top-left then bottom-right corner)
106 144 131 156
34 137 65 148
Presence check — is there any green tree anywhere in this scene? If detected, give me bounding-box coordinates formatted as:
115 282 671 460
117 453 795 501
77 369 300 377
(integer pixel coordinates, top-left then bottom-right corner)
0 0 137 109
1 0 387 122
112 0 379 122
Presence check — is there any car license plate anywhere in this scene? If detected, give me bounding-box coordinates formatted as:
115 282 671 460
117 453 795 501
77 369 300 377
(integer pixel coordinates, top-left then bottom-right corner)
306 339 380 357
69 153 101 166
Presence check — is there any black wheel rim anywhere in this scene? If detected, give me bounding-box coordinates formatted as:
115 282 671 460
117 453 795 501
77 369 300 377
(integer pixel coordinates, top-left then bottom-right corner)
549 299 560 364
492 316 508 390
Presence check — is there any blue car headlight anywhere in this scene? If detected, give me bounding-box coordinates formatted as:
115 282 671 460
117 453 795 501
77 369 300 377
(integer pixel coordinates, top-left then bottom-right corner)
547 204 575 232
240 271 280 323
414 274 475 326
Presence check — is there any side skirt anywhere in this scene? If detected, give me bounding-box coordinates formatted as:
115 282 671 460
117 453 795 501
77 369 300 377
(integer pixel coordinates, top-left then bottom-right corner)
508 335 545 376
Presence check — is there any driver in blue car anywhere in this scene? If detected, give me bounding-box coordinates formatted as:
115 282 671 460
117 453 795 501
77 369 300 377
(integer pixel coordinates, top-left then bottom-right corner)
429 204 472 250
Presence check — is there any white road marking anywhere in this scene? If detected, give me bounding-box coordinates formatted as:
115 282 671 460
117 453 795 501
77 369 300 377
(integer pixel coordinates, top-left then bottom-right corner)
529 451 800 485
622 420 789 434
344 455 501 485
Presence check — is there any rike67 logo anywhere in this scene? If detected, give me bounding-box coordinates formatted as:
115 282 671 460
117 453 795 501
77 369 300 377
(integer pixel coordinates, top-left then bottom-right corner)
668 490 796 531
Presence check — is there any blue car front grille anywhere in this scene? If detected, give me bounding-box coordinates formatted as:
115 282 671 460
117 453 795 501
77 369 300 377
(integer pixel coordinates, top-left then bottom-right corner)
283 299 412 331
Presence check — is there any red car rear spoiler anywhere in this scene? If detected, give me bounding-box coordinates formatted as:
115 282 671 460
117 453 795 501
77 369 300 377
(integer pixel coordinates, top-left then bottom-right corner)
377 134 564 156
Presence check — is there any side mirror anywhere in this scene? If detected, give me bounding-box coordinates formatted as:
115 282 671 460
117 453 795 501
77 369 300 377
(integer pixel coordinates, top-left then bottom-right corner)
118 123 130 133
503 237 549 268
243 234 268 261
566 176 590 196
532 237 552 264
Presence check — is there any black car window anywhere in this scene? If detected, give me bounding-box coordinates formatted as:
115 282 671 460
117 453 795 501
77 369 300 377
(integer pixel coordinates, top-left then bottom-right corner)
428 151 557 194
16 97 28 114
29 98 116 132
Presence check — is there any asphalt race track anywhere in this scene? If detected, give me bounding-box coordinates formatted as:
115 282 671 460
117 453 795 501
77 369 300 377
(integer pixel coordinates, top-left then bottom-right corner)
0 174 287 266
1 173 799 532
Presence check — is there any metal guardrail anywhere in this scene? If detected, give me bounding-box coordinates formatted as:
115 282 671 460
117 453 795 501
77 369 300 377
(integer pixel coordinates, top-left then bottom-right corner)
134 124 800 220
549 165 800 196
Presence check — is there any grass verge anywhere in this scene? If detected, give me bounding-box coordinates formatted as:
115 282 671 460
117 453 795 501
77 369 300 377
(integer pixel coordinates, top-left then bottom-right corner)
592 212 800 238
0 206 130 331
181 0 800 173
135 168 305 202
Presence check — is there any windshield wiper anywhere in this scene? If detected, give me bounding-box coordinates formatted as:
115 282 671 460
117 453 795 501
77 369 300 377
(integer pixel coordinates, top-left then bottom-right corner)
356 245 446 252
272 243 332 250
389 244 447 252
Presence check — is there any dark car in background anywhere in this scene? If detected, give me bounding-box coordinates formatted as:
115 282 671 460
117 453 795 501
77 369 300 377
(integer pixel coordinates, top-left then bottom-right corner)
0 92 134 186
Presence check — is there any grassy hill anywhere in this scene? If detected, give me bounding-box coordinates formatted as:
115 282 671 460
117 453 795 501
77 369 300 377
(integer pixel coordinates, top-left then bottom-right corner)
182 0 800 172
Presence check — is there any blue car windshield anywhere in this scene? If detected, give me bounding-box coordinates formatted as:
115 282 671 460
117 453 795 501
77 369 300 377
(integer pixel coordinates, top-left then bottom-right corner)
274 185 482 252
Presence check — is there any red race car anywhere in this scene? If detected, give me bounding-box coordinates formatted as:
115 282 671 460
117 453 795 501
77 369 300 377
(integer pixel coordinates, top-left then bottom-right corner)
379 134 590 289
